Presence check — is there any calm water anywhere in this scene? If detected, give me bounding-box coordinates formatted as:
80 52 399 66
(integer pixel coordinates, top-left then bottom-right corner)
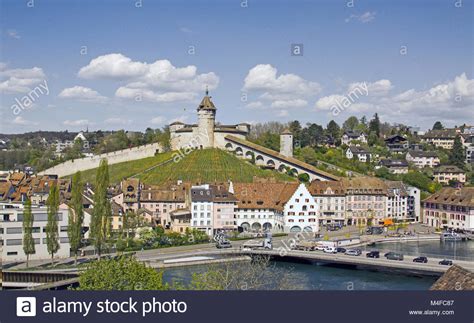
369 240 474 261
163 261 437 290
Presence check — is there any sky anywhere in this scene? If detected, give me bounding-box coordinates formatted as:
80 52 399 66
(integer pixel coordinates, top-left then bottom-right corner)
0 0 473 134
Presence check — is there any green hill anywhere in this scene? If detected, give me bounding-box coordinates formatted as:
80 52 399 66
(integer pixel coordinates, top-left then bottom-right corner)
79 148 294 185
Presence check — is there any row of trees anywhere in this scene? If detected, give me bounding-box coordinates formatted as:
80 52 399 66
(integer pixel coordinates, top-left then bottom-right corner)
21 161 105 267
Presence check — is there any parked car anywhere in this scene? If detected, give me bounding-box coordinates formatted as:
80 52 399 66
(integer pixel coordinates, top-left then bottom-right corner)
384 251 396 257
345 249 362 256
439 259 453 266
315 245 326 251
386 253 404 261
366 251 380 258
323 246 337 254
413 256 428 263
216 240 232 249
336 247 346 253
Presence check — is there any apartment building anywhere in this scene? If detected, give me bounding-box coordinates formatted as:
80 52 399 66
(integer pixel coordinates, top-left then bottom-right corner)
422 187 474 231
385 181 420 222
0 203 71 262
421 129 458 149
308 180 346 226
433 165 466 185
406 151 440 168
190 184 237 236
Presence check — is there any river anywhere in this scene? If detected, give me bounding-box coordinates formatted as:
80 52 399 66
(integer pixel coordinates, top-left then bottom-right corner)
163 240 474 290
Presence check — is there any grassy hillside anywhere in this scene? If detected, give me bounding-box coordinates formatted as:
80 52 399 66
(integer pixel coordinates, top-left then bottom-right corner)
79 151 176 184
79 149 294 185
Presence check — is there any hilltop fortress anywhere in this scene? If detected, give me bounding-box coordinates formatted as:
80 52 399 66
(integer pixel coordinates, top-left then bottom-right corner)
170 89 251 150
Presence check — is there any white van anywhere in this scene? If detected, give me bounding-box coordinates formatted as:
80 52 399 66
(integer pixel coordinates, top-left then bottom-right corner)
323 246 337 254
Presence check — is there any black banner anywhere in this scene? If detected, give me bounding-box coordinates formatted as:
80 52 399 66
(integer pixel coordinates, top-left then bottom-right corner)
1 291 473 323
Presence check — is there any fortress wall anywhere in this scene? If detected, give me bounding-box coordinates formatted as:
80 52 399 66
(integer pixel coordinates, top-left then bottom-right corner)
39 143 162 178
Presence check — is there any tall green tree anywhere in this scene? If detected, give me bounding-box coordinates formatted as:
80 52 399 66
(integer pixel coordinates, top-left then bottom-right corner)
342 116 359 131
432 121 444 130
68 171 84 265
22 198 35 268
449 136 465 169
326 120 341 140
90 159 112 257
369 113 381 137
46 184 60 265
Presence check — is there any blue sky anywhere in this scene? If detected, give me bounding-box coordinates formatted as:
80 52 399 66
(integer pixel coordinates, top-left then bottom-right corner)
1 0 473 134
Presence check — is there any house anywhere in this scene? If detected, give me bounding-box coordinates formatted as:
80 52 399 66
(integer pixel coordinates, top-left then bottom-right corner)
433 165 466 184
385 181 420 222
346 146 371 163
461 134 474 165
342 177 387 226
341 130 367 145
190 184 237 236
421 129 458 149
170 208 192 233
308 180 346 226
384 134 409 153
233 182 298 233
377 159 409 174
422 187 474 230
406 151 440 168
409 143 424 151
283 183 319 233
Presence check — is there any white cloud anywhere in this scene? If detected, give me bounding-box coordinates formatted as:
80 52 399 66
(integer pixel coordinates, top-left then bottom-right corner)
179 27 193 33
271 99 308 109
63 119 90 126
0 65 46 93
348 79 392 96
151 116 166 125
58 86 108 102
277 110 289 117
315 73 474 125
104 117 132 125
7 29 21 39
345 11 376 23
12 116 38 125
78 53 219 103
243 64 320 110
245 101 264 109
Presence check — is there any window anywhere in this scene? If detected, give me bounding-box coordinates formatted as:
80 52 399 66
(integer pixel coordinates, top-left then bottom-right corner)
6 227 22 234
6 239 22 246
7 251 18 256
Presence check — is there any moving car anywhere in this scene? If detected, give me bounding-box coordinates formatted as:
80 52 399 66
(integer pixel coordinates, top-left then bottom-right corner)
438 259 453 266
336 247 346 253
216 240 232 249
345 249 362 256
413 256 428 263
366 251 380 258
386 252 404 261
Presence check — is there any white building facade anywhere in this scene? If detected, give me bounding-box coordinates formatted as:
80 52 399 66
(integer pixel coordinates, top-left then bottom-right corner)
0 203 71 262
283 184 319 233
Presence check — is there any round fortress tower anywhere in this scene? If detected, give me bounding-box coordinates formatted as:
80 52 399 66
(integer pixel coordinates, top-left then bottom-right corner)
197 88 216 148
280 129 293 157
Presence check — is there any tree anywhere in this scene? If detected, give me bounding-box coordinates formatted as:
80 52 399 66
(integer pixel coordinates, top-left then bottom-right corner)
432 121 444 130
68 171 84 265
342 116 359 131
77 256 168 290
449 136 465 169
90 159 112 257
46 184 60 265
368 113 381 137
22 198 35 268
326 120 341 140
